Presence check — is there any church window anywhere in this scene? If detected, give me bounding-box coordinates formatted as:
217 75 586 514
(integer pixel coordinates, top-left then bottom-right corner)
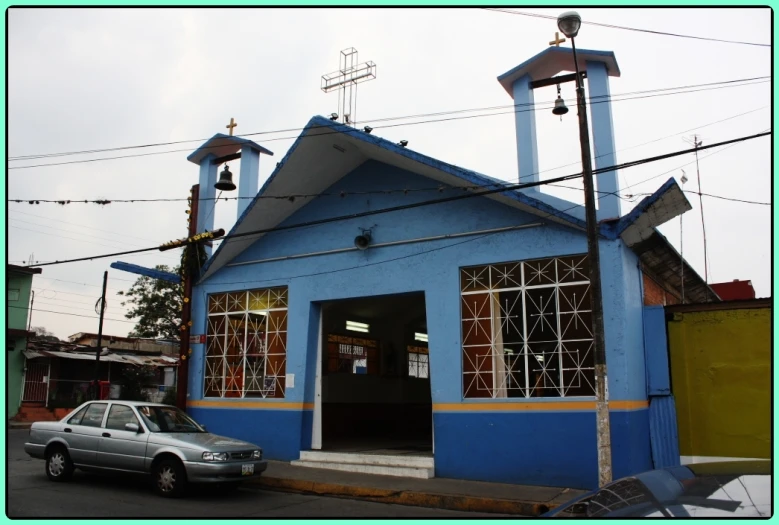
326 334 378 375
407 346 429 379
204 286 288 399
461 255 595 399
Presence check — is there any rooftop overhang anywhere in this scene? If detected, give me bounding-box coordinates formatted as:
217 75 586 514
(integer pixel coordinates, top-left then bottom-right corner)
497 47 620 97
187 133 274 165
8 264 42 275
608 177 719 303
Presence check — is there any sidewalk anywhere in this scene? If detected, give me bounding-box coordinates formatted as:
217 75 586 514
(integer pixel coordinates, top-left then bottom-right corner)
246 460 587 516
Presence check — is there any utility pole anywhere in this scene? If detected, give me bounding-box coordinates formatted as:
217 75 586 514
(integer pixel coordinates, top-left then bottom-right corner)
556 11 613 487
690 135 708 283
92 271 108 400
176 184 200 411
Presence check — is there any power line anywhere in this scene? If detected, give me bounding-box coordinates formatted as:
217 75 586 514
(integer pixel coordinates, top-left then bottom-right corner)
8 104 770 208
37 277 126 293
9 209 161 243
482 8 770 47
20 131 770 269
8 76 766 162
621 127 771 191
693 191 770 206
8 304 136 324
9 223 182 263
7 78 768 171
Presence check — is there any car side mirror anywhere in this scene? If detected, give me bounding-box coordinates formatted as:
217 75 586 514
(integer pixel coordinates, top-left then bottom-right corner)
125 423 141 433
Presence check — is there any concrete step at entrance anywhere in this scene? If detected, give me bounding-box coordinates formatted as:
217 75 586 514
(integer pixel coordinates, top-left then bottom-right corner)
292 451 434 479
299 451 434 469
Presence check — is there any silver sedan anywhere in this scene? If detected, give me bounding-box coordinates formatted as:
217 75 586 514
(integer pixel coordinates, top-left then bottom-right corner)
24 400 268 497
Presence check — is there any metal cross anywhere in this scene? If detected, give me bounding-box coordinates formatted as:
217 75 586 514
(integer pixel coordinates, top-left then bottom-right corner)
321 48 377 125
549 32 567 47
226 117 238 136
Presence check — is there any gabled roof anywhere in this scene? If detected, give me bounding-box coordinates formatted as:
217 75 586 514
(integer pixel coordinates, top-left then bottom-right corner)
187 133 273 165
497 47 620 97
197 115 590 282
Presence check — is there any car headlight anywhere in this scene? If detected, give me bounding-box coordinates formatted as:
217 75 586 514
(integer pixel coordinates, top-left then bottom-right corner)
202 452 229 462
252 449 262 460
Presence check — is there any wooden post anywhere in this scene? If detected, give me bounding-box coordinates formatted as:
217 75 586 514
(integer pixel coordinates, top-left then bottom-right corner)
176 184 199 411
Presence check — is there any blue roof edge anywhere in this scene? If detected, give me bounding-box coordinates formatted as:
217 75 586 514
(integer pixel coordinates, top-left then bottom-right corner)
497 47 620 83
186 133 274 164
198 115 592 279
609 177 682 239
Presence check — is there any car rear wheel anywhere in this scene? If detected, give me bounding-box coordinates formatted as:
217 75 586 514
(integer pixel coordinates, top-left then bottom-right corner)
45 447 74 482
153 459 187 498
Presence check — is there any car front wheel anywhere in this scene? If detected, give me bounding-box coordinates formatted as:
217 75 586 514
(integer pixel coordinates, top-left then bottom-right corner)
45 447 74 482
153 459 187 498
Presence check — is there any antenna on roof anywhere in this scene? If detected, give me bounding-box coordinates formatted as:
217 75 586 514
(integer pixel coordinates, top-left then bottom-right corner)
321 48 377 126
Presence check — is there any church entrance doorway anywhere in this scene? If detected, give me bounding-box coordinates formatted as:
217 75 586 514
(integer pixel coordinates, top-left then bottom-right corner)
317 292 432 456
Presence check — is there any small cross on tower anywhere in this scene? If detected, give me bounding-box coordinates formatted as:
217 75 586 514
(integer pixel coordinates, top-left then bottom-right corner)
549 32 566 47
226 117 238 136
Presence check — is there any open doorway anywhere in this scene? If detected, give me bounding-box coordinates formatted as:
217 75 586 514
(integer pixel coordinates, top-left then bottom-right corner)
319 292 431 455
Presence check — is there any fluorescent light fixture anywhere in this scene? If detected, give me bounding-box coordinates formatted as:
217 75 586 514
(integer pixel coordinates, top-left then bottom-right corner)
414 332 428 343
346 320 369 333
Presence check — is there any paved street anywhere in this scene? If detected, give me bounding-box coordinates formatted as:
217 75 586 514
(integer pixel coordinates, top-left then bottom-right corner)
7 429 498 518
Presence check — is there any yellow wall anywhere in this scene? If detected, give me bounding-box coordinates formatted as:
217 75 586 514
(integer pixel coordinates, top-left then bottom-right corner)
668 306 770 459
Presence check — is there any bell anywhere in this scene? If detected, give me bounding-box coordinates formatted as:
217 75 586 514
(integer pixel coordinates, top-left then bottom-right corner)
215 165 236 191
552 95 569 116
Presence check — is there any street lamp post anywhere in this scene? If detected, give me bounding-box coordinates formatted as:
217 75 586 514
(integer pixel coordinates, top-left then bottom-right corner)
557 11 613 487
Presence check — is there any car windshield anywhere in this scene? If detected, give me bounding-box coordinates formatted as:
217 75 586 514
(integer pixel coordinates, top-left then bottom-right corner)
136 405 205 433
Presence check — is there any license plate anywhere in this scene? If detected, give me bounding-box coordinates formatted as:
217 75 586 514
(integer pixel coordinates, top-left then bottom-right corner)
241 464 254 476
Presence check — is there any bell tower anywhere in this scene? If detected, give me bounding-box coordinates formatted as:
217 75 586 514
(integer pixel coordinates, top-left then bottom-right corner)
187 131 273 257
497 46 622 220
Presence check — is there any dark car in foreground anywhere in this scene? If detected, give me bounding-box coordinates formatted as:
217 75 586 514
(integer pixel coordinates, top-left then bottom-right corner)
25 400 267 497
544 460 771 518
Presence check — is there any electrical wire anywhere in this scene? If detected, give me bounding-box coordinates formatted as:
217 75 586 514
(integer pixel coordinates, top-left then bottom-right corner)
9 209 161 243
8 76 766 162
7 304 136 324
9 104 770 207
481 8 770 47
7 77 768 170
19 130 770 269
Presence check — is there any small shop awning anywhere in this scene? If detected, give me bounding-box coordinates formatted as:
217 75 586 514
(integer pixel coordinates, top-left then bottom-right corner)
23 346 178 367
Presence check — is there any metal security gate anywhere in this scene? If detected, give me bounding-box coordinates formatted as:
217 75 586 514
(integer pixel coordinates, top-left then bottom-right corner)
22 361 50 402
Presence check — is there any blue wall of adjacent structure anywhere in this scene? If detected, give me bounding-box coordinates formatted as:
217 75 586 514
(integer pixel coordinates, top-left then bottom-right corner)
187 160 651 488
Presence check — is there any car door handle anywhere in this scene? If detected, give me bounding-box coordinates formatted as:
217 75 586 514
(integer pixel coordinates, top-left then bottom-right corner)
102 432 111 438
64 428 72 433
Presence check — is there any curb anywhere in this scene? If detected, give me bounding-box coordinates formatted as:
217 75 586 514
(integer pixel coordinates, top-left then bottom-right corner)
8 422 32 430
248 476 554 516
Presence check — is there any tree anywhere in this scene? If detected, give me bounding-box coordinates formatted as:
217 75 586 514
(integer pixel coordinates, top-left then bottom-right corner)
118 265 182 341
31 326 58 341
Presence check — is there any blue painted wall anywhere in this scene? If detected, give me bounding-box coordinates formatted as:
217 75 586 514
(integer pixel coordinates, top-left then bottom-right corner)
188 159 651 487
434 408 650 489
188 407 308 461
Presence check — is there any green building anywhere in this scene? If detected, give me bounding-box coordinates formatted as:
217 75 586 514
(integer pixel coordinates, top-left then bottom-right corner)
7 264 42 419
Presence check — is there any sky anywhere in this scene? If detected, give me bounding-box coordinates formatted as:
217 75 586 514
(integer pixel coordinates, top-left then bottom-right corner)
7 7 771 340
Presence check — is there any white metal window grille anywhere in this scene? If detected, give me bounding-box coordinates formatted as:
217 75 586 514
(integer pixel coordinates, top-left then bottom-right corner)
205 287 288 399
408 352 429 378
460 255 595 399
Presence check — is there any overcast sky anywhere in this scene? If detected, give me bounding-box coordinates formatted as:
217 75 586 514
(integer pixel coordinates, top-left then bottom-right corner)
8 8 771 339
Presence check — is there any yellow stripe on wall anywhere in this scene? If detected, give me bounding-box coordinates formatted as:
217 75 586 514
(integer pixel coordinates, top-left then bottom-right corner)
187 400 314 410
433 400 648 412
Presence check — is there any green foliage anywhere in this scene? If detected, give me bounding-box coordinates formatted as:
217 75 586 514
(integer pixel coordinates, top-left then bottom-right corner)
118 265 183 341
119 365 157 401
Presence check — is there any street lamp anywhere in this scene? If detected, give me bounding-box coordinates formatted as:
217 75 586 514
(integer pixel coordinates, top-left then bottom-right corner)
557 10 613 488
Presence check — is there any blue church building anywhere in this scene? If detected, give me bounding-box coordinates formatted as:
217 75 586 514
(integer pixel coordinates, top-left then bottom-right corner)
176 46 713 490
